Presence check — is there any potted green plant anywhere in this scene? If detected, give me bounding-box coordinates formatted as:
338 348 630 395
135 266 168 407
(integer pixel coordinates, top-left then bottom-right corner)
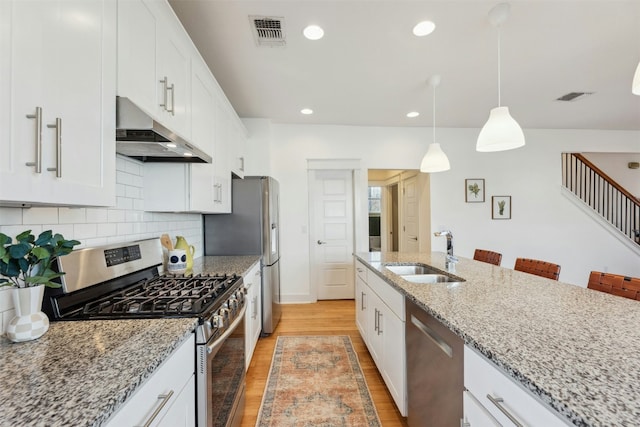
0 230 80 342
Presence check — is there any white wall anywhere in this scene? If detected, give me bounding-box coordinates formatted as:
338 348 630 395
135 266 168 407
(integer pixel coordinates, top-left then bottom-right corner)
245 123 640 302
0 155 203 334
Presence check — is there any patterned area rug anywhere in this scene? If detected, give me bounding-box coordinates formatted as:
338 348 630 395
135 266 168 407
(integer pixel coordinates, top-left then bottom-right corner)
256 335 381 427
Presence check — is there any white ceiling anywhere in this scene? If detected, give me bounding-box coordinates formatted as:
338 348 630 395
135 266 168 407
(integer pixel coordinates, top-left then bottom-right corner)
169 0 640 131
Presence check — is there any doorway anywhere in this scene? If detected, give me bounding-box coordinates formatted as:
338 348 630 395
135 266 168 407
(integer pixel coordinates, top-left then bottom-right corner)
368 169 431 253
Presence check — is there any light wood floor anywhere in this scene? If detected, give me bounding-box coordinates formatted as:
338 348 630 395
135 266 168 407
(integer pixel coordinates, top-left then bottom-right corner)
240 300 408 427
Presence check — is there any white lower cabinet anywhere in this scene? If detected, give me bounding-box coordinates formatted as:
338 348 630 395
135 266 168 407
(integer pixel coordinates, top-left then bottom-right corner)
105 334 195 427
464 345 570 427
244 261 262 369
355 260 407 416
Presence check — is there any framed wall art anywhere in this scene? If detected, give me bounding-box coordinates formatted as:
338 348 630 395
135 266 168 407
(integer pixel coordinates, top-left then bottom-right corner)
492 196 511 220
465 179 485 203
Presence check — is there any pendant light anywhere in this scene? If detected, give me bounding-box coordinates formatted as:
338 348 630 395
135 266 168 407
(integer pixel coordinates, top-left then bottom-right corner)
476 3 525 152
633 61 640 95
420 75 451 173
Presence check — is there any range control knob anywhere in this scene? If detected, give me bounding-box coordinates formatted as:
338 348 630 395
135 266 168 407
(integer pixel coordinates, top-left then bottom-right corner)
212 314 225 328
228 297 238 310
235 290 245 303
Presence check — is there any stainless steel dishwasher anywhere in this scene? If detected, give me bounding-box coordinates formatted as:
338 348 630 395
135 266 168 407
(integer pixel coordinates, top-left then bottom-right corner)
406 298 464 426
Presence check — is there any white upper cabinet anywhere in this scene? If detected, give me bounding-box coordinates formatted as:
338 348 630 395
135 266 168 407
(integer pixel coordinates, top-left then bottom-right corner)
213 95 232 213
230 119 247 179
0 0 116 206
117 0 191 140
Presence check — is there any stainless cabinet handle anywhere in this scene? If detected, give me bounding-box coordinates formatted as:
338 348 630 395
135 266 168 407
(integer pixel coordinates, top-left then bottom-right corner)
410 314 453 358
410 236 418 241
486 394 524 427
159 76 168 111
374 308 378 331
139 390 174 427
460 420 470 427
356 267 364 273
167 83 175 115
25 107 43 173
360 291 366 311
377 310 383 335
240 156 245 171
46 118 62 177
317 240 326 245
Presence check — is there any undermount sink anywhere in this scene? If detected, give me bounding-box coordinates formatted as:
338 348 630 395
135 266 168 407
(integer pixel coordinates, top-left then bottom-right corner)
383 263 465 284
401 274 457 284
384 265 440 275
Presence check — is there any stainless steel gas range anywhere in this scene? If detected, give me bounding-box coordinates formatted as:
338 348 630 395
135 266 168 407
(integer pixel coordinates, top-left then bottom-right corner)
43 238 246 427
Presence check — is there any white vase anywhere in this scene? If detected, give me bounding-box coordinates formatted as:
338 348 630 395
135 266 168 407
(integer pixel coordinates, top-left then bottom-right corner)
5 284 50 343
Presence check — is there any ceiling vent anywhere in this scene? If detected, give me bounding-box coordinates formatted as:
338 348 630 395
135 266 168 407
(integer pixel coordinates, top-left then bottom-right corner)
556 92 594 102
250 16 286 47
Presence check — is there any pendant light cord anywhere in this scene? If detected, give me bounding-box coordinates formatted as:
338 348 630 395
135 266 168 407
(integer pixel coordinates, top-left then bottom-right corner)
433 84 437 143
497 26 501 107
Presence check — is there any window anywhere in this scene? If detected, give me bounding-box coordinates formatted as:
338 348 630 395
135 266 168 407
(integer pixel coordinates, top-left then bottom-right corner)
368 186 381 214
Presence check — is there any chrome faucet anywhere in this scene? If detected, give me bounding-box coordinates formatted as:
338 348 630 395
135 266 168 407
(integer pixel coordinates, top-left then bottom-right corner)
434 230 458 272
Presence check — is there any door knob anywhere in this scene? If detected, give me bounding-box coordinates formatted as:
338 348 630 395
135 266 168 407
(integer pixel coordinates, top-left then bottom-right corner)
317 240 326 245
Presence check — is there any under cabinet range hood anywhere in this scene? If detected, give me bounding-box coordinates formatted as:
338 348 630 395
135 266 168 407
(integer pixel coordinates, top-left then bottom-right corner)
115 97 212 163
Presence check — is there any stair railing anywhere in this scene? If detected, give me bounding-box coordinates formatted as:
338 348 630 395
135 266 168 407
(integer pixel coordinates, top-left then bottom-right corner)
562 153 640 245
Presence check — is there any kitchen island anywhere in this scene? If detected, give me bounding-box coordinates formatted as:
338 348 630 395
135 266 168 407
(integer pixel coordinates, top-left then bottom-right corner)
355 251 640 427
0 255 260 427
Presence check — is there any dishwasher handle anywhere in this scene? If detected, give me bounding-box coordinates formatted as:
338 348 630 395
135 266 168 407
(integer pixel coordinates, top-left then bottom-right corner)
410 314 453 358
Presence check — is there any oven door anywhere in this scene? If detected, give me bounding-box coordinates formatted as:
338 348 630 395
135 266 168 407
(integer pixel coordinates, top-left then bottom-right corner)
197 305 247 427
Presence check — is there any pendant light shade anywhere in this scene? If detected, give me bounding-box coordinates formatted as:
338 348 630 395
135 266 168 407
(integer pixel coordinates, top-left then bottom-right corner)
476 106 525 152
420 143 450 172
633 61 640 95
420 75 451 173
476 3 525 152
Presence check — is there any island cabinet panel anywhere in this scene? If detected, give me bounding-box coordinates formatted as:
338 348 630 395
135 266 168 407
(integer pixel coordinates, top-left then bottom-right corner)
464 345 570 427
0 0 116 207
354 259 407 416
104 334 196 427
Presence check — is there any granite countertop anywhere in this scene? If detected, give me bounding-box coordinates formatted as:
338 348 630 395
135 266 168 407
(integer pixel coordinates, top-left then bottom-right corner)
0 255 259 427
355 251 640 427
191 255 261 277
0 318 197 427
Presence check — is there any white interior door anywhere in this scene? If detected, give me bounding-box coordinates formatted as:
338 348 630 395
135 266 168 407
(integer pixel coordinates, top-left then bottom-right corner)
402 174 419 252
309 169 355 300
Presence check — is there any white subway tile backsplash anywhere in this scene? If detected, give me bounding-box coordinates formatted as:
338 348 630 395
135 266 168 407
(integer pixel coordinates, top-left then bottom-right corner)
0 208 23 225
116 197 133 210
132 175 143 188
133 199 145 212
59 208 87 224
116 170 134 185
74 223 98 240
116 183 126 197
82 237 109 247
124 160 142 176
22 207 59 225
125 186 141 199
86 208 108 223
97 223 117 237
117 222 134 235
126 211 143 223
108 209 126 223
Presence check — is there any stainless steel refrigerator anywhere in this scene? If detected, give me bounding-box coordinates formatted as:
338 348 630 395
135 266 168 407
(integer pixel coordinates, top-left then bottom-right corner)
203 176 281 334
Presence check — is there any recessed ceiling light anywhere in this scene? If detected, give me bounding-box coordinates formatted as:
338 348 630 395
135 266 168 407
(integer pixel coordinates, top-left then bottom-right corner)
301 108 313 115
166 143 177 148
413 21 436 37
407 111 420 118
303 25 324 40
